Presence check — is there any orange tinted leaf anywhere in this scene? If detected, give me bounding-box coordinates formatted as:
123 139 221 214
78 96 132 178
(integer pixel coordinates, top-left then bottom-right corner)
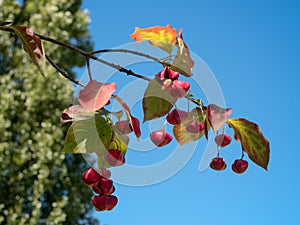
130 25 177 54
227 118 270 170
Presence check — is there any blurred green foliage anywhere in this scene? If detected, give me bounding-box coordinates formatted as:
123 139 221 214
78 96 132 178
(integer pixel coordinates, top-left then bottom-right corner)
0 0 99 224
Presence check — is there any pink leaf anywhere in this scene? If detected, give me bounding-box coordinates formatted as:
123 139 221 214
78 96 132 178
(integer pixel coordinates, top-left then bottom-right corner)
207 104 232 132
79 80 116 112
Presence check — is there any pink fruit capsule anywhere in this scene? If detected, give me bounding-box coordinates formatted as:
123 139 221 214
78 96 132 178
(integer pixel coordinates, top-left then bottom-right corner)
150 130 172 147
170 80 190 98
214 134 232 147
232 159 248 174
81 168 102 187
115 120 133 134
186 120 205 133
210 157 227 171
105 149 125 167
166 109 188 125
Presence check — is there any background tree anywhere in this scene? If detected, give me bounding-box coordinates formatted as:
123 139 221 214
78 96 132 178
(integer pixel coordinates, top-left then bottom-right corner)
0 0 99 224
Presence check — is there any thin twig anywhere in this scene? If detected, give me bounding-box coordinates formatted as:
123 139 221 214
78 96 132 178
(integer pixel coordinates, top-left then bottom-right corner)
45 54 85 87
91 48 168 65
86 57 93 81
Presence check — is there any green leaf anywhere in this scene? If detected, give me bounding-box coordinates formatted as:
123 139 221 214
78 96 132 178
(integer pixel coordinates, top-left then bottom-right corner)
63 116 113 154
170 29 194 77
3 25 46 76
143 78 176 122
227 118 270 170
173 107 210 145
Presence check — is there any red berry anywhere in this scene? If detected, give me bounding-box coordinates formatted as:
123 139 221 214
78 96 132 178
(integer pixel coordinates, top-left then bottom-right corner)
115 120 133 134
156 66 179 81
105 149 125 167
105 195 118 210
166 109 188 125
232 159 248 174
170 80 190 98
81 168 102 187
92 195 118 211
186 120 205 133
210 157 227 171
93 177 115 196
150 130 172 147
214 134 232 147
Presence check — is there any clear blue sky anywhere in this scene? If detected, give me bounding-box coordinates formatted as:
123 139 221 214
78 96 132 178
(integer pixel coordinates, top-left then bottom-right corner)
79 1 300 224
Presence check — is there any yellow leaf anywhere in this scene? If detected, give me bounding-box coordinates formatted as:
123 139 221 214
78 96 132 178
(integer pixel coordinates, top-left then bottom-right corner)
130 25 177 54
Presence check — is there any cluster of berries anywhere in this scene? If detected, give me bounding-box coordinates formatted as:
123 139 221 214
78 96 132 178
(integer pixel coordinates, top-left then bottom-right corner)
82 168 117 211
81 149 125 212
150 108 205 147
210 134 249 174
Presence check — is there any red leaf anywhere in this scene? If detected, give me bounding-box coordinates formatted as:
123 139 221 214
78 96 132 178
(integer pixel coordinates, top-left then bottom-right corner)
227 118 270 170
2 25 46 76
79 80 116 112
207 104 232 132
113 96 141 139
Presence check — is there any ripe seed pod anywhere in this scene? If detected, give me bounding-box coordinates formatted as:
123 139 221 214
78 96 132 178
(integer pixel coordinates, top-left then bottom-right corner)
81 168 102 187
155 66 179 81
232 159 248 174
210 157 227 171
214 134 232 147
105 149 125 167
92 177 115 196
170 80 190 98
166 109 188 125
92 195 118 211
186 120 205 133
150 130 172 147
115 120 133 134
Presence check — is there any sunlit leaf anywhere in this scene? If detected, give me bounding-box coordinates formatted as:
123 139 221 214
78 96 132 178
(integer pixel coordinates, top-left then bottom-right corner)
227 118 270 170
207 104 232 132
1 25 46 76
173 107 210 145
63 116 113 155
171 29 194 77
60 105 96 125
79 80 116 112
143 78 176 122
130 24 177 54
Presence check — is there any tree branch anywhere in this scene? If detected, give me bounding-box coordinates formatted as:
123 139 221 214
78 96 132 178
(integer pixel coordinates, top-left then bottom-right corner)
45 54 85 87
